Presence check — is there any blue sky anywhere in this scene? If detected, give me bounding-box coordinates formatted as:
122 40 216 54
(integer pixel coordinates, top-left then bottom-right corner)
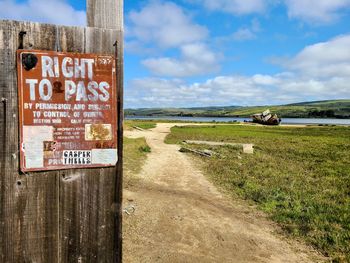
0 0 350 108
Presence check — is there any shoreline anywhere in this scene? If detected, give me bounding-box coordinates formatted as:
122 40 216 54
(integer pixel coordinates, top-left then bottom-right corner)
125 116 350 126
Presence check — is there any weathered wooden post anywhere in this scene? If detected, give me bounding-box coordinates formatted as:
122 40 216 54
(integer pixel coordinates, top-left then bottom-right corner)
0 0 123 262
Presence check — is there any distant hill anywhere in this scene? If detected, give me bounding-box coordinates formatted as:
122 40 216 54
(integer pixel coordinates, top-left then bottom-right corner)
125 100 350 119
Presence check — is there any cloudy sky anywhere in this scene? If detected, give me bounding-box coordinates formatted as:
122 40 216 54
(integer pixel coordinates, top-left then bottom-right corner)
1 0 350 108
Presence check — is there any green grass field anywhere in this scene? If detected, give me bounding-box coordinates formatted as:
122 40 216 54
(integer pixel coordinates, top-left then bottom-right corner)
166 125 350 262
124 120 157 130
123 136 150 187
124 119 220 131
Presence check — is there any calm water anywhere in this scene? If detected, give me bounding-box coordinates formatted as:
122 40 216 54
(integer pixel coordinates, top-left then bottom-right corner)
126 116 350 125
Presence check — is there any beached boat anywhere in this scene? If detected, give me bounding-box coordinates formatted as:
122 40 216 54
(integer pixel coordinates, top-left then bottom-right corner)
251 109 281 125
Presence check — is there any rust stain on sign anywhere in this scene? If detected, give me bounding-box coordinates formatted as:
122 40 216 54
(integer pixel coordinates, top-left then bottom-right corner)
17 50 118 172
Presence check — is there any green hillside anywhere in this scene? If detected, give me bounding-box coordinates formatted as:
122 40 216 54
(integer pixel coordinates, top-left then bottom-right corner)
125 100 350 118
125 106 240 117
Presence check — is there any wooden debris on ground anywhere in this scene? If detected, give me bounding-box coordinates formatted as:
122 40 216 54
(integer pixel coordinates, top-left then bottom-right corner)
184 140 254 154
132 126 146 131
179 147 216 157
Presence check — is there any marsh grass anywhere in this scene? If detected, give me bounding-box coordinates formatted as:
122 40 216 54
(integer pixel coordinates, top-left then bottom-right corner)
123 137 150 187
124 119 225 131
166 125 350 262
124 120 157 130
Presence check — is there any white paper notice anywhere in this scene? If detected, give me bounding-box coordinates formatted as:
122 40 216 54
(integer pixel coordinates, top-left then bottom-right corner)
92 149 118 165
23 126 53 169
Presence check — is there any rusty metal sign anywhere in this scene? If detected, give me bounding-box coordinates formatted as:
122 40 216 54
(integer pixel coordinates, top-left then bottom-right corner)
17 50 118 172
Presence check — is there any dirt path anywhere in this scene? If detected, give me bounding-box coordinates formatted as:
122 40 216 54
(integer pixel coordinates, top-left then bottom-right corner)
123 123 324 263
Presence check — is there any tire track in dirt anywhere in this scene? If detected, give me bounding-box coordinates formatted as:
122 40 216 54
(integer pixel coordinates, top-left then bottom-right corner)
123 123 324 263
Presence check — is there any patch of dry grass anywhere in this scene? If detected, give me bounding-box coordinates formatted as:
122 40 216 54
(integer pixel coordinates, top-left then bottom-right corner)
123 137 150 187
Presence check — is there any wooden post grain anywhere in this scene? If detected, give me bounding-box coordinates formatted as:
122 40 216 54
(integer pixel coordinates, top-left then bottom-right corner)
87 1 124 261
0 1 124 262
87 0 124 30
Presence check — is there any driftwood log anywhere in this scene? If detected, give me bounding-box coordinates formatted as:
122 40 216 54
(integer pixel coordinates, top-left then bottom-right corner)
184 140 254 154
179 147 215 157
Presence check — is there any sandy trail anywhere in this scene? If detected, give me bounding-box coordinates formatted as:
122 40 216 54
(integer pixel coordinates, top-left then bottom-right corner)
123 123 324 263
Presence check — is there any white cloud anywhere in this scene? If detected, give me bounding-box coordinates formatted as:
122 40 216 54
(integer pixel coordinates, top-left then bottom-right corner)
279 77 350 97
232 28 256 41
252 74 279 85
188 0 266 15
126 34 350 108
284 0 350 24
188 0 350 24
142 43 220 77
126 73 350 108
0 0 85 26
125 40 157 56
126 75 267 108
222 19 261 42
251 18 262 32
127 1 208 48
286 34 350 78
126 1 217 78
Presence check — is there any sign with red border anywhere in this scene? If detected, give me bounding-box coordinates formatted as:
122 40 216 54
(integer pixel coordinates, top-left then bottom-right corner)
17 50 118 172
